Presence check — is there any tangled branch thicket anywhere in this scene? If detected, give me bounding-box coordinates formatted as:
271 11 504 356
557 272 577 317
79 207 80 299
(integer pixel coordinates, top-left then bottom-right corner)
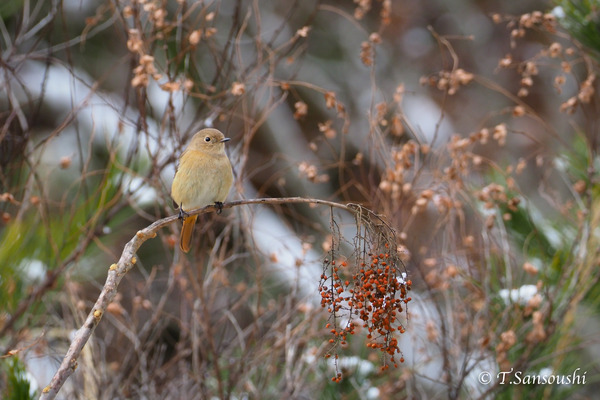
2 0 600 399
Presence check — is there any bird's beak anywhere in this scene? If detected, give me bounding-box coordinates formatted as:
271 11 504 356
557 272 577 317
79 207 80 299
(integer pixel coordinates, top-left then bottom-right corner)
220 137 231 143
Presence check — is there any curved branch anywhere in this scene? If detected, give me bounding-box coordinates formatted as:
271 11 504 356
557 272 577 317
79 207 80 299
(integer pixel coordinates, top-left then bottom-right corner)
39 197 374 400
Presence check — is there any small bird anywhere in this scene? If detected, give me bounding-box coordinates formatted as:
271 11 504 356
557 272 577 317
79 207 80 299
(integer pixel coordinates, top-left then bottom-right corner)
171 128 233 253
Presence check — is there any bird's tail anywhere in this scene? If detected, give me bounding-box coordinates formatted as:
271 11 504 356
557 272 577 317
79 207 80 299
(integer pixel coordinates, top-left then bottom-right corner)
179 214 198 253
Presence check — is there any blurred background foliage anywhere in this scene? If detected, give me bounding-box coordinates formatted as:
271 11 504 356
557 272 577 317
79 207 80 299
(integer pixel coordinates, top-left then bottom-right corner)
2 0 600 399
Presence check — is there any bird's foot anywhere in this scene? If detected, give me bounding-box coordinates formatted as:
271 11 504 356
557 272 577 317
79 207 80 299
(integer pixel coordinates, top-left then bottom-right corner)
178 208 190 221
214 201 224 214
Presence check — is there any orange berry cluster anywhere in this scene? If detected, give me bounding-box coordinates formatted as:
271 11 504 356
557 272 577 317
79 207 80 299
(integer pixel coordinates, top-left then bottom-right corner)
319 249 412 374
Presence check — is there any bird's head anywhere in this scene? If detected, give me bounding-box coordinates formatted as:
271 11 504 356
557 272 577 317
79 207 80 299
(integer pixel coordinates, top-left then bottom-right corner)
188 128 230 153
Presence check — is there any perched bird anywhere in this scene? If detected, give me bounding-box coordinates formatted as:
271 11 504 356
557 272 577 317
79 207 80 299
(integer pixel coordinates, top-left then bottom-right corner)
171 128 233 253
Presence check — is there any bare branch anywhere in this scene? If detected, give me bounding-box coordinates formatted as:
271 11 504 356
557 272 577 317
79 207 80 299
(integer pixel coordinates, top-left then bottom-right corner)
38 196 378 399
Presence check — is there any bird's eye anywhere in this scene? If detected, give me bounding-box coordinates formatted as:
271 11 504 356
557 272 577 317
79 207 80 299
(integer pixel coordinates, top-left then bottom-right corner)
204 136 211 142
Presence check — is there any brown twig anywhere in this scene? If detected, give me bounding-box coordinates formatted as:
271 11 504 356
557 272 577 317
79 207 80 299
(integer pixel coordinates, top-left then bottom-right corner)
38 196 374 399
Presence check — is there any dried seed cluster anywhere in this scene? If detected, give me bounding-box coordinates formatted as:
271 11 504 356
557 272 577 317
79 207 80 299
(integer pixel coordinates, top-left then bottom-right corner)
319 248 412 379
494 10 595 114
353 0 392 27
420 68 474 95
122 0 212 92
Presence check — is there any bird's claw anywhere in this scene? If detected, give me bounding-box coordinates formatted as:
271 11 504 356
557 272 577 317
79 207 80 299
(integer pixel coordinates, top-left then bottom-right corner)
215 201 224 214
178 208 190 221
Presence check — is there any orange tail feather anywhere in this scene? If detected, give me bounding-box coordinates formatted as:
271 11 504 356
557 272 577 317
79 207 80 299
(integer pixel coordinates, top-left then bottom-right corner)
179 214 198 253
